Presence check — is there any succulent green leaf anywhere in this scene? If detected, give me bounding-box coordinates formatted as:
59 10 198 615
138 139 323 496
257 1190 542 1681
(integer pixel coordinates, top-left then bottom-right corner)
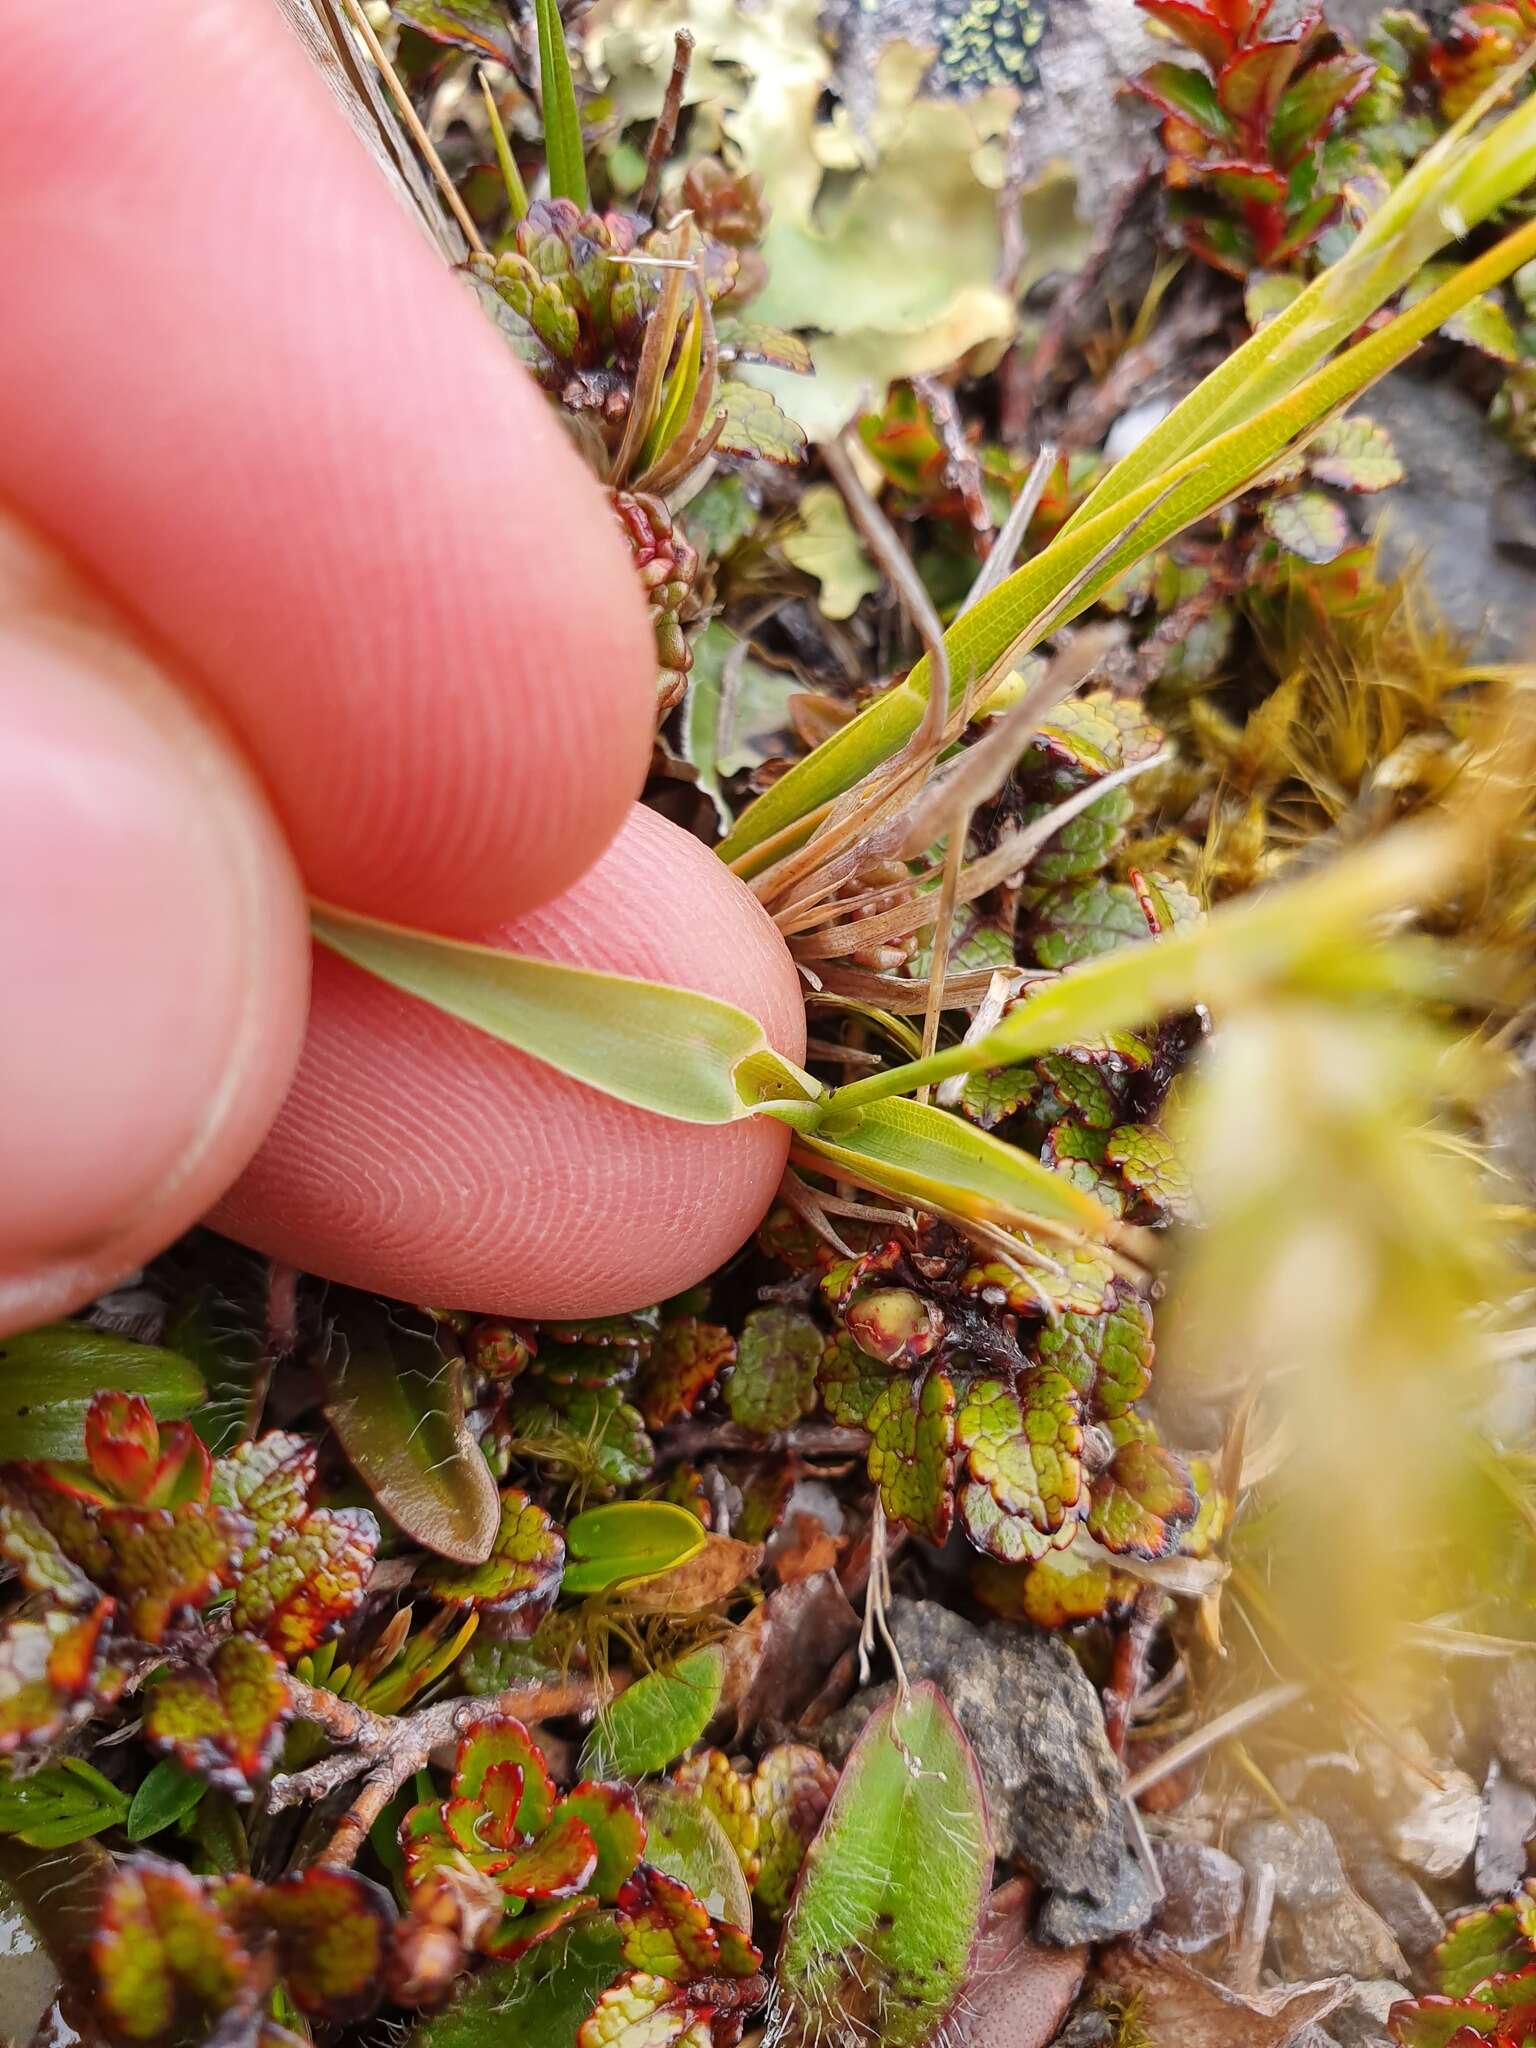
724 1308 822 1433
311 908 818 1129
581 1647 725 1778
0 1327 204 1461
455 1718 556 1835
0 1756 130 1848
1438 1894 1536 1999
553 1783 647 1903
865 1371 957 1545
144 1636 291 1795
639 1782 754 1931
771 1682 991 2048
422 1490 565 1619
318 1293 498 1565
126 1759 207 1844
563 1501 707 1599
671 1751 760 1886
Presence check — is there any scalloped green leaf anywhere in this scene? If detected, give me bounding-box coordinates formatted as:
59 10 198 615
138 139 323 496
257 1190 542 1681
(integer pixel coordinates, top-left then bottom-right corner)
94 1858 251 2044
724 1308 823 1433
1263 488 1351 564
1106 1122 1197 1220
817 1332 892 1428
581 1647 724 1779
231 1507 378 1661
866 1371 956 1546
1087 1437 1199 1559
1036 1293 1154 1419
772 1683 991 2048
261 1866 395 2021
637 1319 735 1430
423 1490 565 1620
955 1370 1084 1536
144 1635 291 1796
1306 415 1404 493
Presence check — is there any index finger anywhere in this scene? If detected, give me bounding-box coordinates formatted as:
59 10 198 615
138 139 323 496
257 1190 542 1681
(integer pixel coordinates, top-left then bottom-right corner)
0 0 655 929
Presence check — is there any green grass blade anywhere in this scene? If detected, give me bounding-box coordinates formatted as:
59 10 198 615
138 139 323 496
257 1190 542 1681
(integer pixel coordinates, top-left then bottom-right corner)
824 823 1462 1113
477 68 528 222
312 905 818 1125
533 0 588 207
716 209 1536 875
800 1092 1116 1236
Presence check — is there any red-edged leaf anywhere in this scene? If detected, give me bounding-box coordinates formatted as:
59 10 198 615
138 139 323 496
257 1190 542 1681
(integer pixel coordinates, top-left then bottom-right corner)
232 1506 378 1660
466 1319 537 1381
1263 488 1351 564
422 1489 564 1624
0 1597 122 1757
96 1503 246 1642
94 1857 252 2044
617 1865 761 1982
1036 1294 1154 1419
866 1371 956 1546
479 1896 596 1962
554 1782 648 1901
1131 60 1236 143
1217 20 1317 131
500 1809 599 1899
455 1718 556 1836
0 1496 99 1606
144 1633 292 1794
85 1394 163 1504
955 1370 1085 1536
1188 158 1290 207
1137 0 1246 68
1087 1437 1199 1558
1269 49 1374 165
389 0 517 64
212 1432 315 1550
578 1971 699 2048
260 1866 395 2021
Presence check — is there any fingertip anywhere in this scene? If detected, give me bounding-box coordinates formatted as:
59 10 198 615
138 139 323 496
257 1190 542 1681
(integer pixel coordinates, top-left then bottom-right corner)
0 536 309 1333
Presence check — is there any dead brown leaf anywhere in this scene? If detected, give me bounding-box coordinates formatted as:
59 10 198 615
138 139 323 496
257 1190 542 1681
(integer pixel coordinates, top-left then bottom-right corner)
1096 1943 1350 2048
952 1878 1086 2048
617 1535 764 1614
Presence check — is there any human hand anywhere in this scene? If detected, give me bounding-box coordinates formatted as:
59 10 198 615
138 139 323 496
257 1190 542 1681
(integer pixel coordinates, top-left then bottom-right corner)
0 0 804 1335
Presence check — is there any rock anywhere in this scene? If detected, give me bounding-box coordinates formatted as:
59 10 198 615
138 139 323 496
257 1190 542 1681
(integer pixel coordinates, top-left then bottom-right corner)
883 1599 1156 1943
1232 1814 1351 1911
1489 1657 1536 1789
1322 1979 1411 2048
1151 1840 1246 1955
1233 1813 1407 1983
1325 1809 1445 1962
1361 1736 1481 1883
1352 374 1536 663
1274 1896 1407 1985
1477 1761 1536 1899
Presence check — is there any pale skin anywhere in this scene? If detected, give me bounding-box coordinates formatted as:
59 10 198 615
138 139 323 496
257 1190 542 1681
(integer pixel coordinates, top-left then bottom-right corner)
0 0 806 1336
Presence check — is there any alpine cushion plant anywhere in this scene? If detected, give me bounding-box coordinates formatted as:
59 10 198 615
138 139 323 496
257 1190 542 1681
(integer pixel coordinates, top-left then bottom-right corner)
1132 0 1376 274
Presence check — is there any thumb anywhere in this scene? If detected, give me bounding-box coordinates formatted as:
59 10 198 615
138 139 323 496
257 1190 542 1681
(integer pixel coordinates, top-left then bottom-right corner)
0 516 309 1334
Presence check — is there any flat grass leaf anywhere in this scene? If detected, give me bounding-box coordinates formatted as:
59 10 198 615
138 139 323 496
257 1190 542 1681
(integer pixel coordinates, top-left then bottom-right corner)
0 1599 120 1757
405 1915 625 2048
866 1372 956 1545
1262 488 1351 564
532 0 588 206
564 1502 707 1599
1087 1440 1199 1559
714 381 808 466
1036 1295 1154 1419
0 1756 130 1848
94 1857 251 2043
391 0 515 63
955 1371 1084 1535
781 484 880 620
144 1636 291 1795
312 908 813 1131
1306 415 1405 493
232 1507 378 1661
724 1308 822 1433
637 1320 736 1431
422 1490 565 1621
770 1682 991 2048
127 1759 207 1843
1028 878 1150 969
638 1783 754 1931
0 1327 204 1462
319 1295 498 1565
582 1647 725 1778
1106 1123 1197 1221
672 1751 760 1886
817 1332 892 1428
750 1745 838 1918
554 1783 647 1903
261 1867 394 2021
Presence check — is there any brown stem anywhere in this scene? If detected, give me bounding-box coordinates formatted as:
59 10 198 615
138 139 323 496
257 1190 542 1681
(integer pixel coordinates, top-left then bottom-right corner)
638 29 695 221
1103 1585 1163 1761
657 1421 871 1461
911 374 992 555
273 1676 599 1866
